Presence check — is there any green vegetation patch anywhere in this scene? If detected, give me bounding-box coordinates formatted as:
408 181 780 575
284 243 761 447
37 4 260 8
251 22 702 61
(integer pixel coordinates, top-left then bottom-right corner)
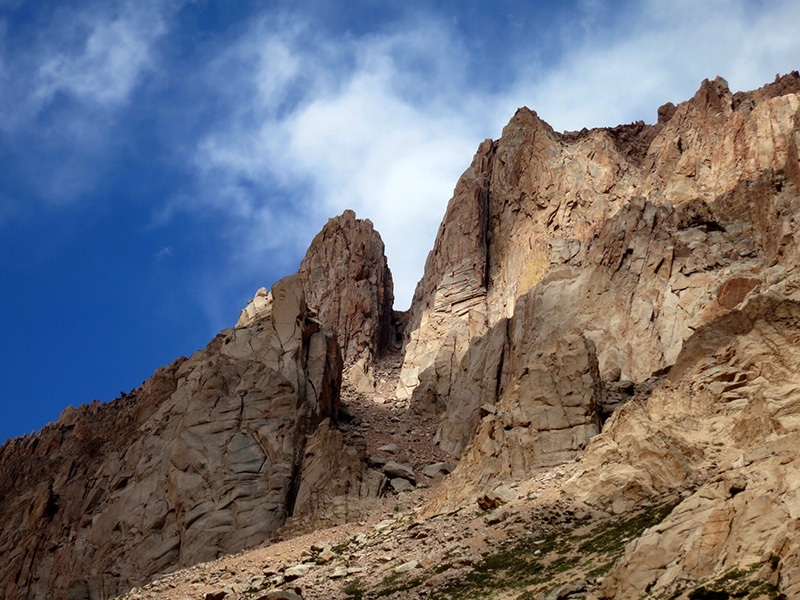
577 501 679 556
429 499 681 600
681 565 787 600
343 578 366 600
373 571 428 598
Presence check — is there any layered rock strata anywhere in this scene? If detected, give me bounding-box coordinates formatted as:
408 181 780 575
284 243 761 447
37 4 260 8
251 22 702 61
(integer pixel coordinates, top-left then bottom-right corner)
0 274 346 600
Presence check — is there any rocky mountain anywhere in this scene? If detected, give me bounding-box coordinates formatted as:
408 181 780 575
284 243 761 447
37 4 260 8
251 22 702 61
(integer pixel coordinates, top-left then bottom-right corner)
401 72 800 464
298 210 396 393
240 210 396 393
3 72 800 600
0 274 348 598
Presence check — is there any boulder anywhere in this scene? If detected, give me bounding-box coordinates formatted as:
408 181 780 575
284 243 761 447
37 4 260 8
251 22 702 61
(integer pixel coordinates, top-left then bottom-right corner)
261 590 303 600
422 462 455 478
389 478 415 493
477 485 518 511
383 461 416 483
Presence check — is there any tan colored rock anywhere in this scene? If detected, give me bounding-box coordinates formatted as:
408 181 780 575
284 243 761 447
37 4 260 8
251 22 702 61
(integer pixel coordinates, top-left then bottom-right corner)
565 295 800 598
263 591 303 600
299 209 395 391
236 287 272 326
0 274 342 600
477 485 518 510
429 333 602 511
238 210 395 392
403 71 800 462
288 418 384 529
383 461 416 484
396 138 493 401
347 357 376 394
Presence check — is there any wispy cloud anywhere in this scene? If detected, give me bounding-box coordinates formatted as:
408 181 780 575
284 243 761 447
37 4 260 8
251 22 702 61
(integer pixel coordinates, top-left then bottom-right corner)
1 1 168 125
4 0 800 317
0 0 172 209
33 3 166 107
183 16 490 309
178 0 800 312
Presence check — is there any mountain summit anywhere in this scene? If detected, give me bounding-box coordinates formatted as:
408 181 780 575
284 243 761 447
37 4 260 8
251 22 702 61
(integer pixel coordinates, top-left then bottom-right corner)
3 72 800 600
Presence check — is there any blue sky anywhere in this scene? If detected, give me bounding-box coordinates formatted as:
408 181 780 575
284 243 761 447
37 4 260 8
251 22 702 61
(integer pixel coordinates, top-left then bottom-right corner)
1 0 799 443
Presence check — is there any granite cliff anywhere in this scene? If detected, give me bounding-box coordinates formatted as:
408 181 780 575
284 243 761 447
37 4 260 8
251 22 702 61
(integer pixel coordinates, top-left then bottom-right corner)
239 209 396 393
0 274 346 598
2 73 800 600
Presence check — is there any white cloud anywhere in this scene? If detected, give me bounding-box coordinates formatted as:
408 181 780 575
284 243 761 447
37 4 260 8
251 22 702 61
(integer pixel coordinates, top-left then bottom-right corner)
0 1 169 126
190 18 485 309
0 0 173 212
180 0 800 314
34 3 166 107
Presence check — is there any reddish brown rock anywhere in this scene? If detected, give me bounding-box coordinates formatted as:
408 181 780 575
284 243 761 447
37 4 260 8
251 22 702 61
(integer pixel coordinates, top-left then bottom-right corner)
717 276 762 309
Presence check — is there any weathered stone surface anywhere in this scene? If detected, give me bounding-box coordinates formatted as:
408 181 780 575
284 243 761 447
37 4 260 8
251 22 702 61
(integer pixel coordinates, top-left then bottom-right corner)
567 295 800 598
239 210 395 392
402 71 800 462
286 418 385 533
394 560 419 573
389 478 415 493
283 563 315 580
383 461 416 484
396 138 493 402
429 333 602 510
477 484 518 511
236 286 272 326
263 591 303 600
422 462 455 478
0 274 342 600
299 209 395 390
545 580 588 600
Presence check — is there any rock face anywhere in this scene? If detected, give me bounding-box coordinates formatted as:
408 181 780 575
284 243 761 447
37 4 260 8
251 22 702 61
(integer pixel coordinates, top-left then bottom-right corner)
236 286 272 326
0 274 344 600
239 210 396 393
416 72 800 596
566 293 800 598
430 332 603 510
400 72 800 470
299 210 395 393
